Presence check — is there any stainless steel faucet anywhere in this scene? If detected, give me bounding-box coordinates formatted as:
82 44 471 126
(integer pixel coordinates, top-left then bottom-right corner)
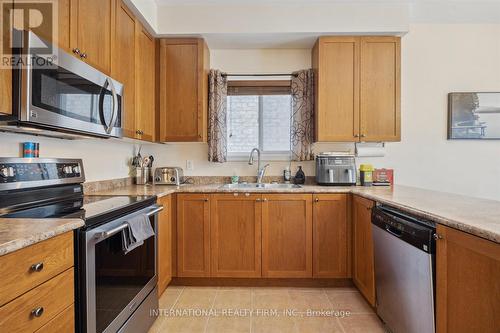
248 148 270 184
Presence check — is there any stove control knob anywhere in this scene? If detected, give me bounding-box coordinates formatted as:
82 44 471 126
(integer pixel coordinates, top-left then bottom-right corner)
62 166 73 174
0 167 14 178
72 165 81 174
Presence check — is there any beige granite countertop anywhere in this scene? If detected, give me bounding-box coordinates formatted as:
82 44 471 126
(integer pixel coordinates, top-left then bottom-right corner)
91 183 500 243
0 218 84 256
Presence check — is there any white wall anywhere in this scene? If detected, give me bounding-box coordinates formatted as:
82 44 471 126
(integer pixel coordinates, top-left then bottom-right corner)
1 24 499 200
376 24 500 200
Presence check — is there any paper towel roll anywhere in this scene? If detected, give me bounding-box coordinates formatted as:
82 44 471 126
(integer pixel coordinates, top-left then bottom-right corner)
355 143 385 157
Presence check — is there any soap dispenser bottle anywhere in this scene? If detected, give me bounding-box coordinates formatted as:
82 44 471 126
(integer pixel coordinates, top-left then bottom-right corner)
294 166 306 185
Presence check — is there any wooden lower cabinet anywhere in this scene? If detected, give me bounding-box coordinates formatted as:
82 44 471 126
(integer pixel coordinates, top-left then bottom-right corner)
262 194 313 278
0 268 74 332
176 194 211 277
436 225 500 333
157 195 172 294
210 194 262 278
35 303 74 333
313 194 350 278
352 195 376 306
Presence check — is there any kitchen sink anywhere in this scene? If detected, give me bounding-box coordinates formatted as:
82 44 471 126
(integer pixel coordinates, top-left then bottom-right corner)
220 183 302 189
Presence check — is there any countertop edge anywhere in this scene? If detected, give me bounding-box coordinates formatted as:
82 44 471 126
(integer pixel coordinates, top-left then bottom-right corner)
95 184 499 244
353 191 499 243
0 219 84 256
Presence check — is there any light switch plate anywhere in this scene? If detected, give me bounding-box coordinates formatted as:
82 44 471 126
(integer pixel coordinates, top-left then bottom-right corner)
186 160 194 170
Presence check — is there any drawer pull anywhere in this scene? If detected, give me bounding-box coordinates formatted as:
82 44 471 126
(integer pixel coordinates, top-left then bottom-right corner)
31 307 44 317
30 262 44 272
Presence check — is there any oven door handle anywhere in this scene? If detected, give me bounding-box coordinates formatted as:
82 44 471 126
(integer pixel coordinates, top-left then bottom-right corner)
95 205 163 239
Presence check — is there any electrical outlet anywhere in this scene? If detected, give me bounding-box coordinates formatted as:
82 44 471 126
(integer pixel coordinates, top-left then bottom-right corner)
186 160 194 171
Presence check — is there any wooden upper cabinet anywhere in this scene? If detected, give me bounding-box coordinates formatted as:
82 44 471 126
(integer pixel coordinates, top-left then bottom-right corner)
159 38 209 142
313 37 359 142
313 36 400 142
134 23 156 142
0 0 12 115
352 195 376 306
32 0 71 52
436 225 500 333
210 194 262 278
70 0 113 74
157 195 172 295
262 194 313 278
312 194 350 278
176 194 210 277
360 36 401 141
112 0 136 139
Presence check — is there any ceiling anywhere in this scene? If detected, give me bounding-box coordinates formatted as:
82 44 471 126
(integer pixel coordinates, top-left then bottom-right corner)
155 0 500 5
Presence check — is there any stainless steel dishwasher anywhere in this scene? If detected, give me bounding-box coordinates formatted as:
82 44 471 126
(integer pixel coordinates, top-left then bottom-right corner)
372 205 436 333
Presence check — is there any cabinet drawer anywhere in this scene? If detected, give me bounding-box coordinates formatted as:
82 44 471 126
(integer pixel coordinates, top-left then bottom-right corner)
35 303 75 333
0 268 74 332
0 232 73 306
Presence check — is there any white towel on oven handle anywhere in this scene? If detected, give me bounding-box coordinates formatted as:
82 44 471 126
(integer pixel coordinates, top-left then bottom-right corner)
122 214 154 254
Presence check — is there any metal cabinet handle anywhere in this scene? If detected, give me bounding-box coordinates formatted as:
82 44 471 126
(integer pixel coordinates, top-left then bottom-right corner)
314 198 319 202
256 198 261 202
80 53 87 59
204 198 209 202
30 262 44 272
245 193 250 197
233 193 239 197
72 48 80 55
360 134 366 138
31 307 44 317
354 134 359 138
263 198 268 202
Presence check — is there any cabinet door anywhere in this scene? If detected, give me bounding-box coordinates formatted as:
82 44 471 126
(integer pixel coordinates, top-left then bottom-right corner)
313 194 349 278
436 225 500 333
35 0 71 52
159 38 209 142
0 1 12 115
352 195 376 306
262 194 313 278
111 0 136 138
313 37 360 142
157 195 172 295
360 36 401 142
73 0 113 74
210 194 262 278
135 24 156 142
177 194 210 277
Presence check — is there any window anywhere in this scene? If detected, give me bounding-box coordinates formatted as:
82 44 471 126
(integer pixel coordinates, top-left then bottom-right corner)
227 81 292 160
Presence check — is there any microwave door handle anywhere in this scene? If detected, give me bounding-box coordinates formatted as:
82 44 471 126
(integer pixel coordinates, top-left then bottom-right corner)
106 78 119 134
98 80 111 132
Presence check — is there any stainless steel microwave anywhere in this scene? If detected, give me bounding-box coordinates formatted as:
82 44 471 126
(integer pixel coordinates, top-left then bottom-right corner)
0 31 123 139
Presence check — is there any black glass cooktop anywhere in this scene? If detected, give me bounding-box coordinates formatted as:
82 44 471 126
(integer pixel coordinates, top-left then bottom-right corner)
0 185 156 229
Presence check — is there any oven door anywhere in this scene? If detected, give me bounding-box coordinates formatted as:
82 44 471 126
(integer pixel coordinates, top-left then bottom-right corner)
18 31 123 138
84 205 162 333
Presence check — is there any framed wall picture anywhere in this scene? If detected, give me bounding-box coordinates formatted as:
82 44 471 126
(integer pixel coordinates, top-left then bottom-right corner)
448 92 500 139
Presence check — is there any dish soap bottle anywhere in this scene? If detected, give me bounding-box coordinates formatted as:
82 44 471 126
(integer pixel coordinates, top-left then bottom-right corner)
294 166 306 185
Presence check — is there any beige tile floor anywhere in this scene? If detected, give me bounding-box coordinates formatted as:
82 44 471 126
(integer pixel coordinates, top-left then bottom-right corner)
148 286 387 333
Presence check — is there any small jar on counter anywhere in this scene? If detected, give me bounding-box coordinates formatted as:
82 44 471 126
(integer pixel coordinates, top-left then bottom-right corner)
359 164 374 186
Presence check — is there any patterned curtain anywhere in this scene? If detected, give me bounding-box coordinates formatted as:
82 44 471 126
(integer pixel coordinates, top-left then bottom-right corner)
291 69 315 161
208 69 228 162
